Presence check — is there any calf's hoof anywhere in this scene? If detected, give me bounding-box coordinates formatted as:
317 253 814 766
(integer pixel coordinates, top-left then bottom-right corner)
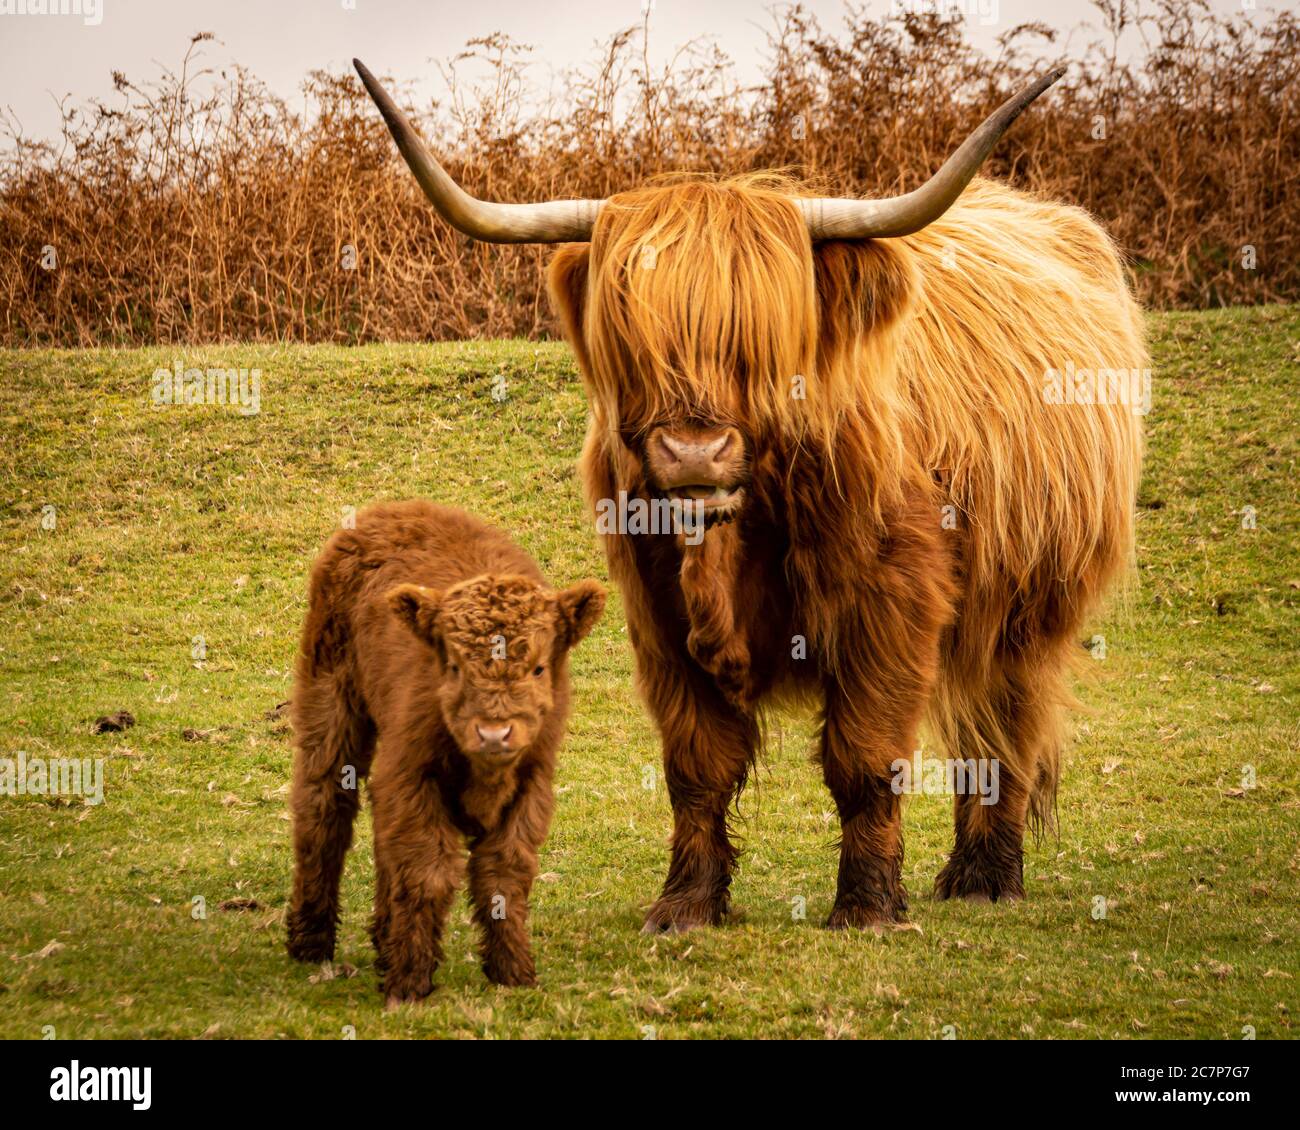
484 962 537 989
286 919 335 964
380 969 437 1006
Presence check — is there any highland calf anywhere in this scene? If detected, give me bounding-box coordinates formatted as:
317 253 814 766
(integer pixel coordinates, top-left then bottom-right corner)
286 501 605 1000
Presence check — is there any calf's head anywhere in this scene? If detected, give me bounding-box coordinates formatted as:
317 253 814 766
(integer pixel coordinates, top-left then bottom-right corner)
387 574 605 766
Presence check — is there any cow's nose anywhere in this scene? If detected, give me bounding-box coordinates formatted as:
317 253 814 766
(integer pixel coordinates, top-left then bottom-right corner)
652 426 741 484
658 430 732 464
475 724 513 752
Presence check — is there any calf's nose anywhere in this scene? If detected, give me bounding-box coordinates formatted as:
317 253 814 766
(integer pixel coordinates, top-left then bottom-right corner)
475 723 514 753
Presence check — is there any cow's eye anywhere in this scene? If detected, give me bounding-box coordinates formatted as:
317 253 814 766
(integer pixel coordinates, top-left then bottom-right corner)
533 665 545 677
449 663 460 675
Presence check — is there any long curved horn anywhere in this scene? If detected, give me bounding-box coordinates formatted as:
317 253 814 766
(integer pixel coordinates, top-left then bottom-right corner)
799 67 1066 240
354 59 603 243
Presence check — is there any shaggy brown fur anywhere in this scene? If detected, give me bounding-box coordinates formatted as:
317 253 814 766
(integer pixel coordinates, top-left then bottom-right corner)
286 500 605 1000
547 174 1145 930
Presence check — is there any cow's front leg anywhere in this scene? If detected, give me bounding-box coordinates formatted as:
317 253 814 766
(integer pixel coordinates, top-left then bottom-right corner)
642 665 758 934
819 692 910 930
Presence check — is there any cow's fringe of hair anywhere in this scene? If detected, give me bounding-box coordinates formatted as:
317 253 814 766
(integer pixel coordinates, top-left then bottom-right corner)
583 177 820 430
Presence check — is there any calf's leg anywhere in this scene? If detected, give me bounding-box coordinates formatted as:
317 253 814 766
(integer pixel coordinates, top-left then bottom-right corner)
287 672 374 962
369 763 463 1004
467 769 554 987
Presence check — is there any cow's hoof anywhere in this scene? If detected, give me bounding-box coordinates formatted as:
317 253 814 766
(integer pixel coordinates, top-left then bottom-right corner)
382 988 434 1010
935 857 1025 904
825 902 899 933
380 970 437 1006
641 897 726 935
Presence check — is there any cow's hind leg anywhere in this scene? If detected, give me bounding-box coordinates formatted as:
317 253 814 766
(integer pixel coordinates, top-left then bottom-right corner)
287 671 375 962
816 505 952 930
934 654 1064 903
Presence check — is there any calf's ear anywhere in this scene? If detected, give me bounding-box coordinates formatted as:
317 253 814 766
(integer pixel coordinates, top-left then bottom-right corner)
386 584 445 651
555 579 606 650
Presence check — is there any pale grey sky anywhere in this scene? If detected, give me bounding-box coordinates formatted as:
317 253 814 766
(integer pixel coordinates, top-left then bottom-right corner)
0 0 1278 144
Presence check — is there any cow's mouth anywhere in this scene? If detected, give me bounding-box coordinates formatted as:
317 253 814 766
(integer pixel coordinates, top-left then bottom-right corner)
641 423 750 529
663 483 746 526
665 483 741 506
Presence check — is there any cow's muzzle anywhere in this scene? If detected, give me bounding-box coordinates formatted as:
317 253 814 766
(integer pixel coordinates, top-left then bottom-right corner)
644 424 748 525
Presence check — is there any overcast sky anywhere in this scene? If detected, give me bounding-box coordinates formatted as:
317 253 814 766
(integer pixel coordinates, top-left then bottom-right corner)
0 0 1276 144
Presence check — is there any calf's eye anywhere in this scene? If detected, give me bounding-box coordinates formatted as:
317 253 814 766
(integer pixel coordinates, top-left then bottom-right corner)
533 665 545 677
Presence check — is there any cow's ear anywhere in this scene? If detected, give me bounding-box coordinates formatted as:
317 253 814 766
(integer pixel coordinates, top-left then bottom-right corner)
555 579 606 651
547 245 593 372
386 584 444 653
812 239 917 361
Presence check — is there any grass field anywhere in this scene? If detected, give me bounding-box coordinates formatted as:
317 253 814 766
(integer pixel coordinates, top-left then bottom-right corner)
0 305 1296 1040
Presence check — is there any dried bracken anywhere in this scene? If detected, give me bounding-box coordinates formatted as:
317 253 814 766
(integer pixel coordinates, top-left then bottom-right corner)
2 4 1296 346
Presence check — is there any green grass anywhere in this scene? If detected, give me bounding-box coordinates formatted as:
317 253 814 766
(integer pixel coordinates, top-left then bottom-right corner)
0 307 1296 1040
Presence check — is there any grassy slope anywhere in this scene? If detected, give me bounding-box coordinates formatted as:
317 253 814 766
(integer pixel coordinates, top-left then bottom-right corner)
0 306 1296 1040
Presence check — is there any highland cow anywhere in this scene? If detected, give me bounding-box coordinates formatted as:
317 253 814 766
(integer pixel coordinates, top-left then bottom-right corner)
286 500 605 1000
357 62 1145 932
